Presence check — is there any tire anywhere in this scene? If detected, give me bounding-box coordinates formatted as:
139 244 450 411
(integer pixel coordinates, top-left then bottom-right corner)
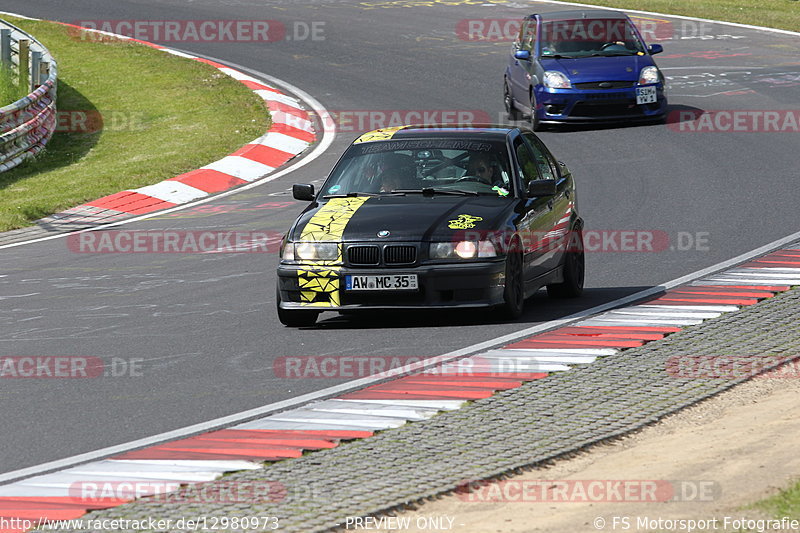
500 250 525 319
530 93 542 132
276 285 319 327
504 79 520 121
547 229 585 298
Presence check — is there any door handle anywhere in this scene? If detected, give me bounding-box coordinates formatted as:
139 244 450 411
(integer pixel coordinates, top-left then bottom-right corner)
547 200 554 210
565 189 571 198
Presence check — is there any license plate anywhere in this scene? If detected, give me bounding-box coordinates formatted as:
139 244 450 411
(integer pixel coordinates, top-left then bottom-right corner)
636 86 657 105
345 274 418 291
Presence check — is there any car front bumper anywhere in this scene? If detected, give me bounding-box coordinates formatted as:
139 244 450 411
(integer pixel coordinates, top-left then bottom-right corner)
277 260 507 311
534 83 667 123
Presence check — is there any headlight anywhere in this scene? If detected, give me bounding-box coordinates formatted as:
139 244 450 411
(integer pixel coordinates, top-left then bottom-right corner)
281 240 294 261
293 242 339 261
429 241 497 259
639 66 660 85
543 71 572 89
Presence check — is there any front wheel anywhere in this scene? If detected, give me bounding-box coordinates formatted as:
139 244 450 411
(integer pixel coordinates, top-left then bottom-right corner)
276 286 319 327
530 93 542 132
500 251 525 319
504 79 520 120
547 230 585 298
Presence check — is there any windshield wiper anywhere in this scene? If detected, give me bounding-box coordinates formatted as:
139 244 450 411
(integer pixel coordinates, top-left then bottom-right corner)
322 191 381 198
590 51 637 57
394 188 479 196
543 54 576 59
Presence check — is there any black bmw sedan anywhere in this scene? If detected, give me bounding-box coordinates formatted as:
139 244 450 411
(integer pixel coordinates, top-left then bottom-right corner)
276 124 584 326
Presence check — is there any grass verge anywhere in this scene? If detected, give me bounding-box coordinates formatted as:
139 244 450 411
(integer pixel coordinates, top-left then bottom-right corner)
553 0 800 33
0 65 25 106
0 16 268 232
748 478 800 518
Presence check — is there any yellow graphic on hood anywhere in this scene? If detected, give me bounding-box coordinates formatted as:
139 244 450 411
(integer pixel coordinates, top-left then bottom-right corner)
353 126 404 144
448 214 483 229
296 196 369 307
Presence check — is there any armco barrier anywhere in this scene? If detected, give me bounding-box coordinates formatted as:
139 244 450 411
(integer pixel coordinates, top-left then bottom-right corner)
0 18 57 172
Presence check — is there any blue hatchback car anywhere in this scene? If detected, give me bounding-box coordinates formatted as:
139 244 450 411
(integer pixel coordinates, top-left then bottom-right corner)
504 10 667 130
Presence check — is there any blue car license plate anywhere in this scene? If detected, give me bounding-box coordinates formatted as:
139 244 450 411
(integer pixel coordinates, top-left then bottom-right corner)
636 86 657 105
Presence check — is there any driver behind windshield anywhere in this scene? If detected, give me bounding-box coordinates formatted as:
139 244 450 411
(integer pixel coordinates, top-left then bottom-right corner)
369 152 417 192
466 153 499 185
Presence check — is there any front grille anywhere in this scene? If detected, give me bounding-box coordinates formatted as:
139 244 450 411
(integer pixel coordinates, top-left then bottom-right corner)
384 245 416 265
348 245 380 265
572 102 643 118
574 81 636 90
583 92 633 101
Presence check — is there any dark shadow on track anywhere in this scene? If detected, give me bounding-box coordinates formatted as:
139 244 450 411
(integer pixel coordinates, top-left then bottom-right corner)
309 285 657 330
507 103 707 134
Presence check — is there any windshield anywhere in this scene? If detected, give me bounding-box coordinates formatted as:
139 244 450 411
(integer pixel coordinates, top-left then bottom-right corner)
321 138 514 197
540 17 646 58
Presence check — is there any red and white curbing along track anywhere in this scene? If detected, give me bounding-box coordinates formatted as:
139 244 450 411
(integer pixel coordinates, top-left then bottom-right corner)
47 25 316 223
1 249 799 531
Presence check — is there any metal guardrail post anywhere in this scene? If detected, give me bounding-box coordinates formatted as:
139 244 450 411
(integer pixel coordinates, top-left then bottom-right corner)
30 50 41 90
17 38 29 93
39 60 50 87
0 29 10 66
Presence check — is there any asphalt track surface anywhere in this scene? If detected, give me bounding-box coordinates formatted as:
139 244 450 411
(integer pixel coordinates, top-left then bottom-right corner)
1 0 798 474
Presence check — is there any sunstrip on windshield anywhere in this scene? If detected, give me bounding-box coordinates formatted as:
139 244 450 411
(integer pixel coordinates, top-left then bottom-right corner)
296 197 370 307
352 126 405 144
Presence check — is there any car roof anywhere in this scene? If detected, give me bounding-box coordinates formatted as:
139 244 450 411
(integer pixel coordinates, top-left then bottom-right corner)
536 9 629 22
352 124 518 144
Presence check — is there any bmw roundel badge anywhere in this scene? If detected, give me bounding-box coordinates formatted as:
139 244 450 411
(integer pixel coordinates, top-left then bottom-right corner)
377 230 390 238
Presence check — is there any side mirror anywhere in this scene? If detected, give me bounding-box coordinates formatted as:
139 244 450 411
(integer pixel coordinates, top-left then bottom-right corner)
514 50 531 61
527 179 556 197
292 183 315 201
648 44 663 55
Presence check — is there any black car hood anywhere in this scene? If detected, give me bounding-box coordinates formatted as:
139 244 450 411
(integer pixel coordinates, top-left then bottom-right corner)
291 195 515 242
